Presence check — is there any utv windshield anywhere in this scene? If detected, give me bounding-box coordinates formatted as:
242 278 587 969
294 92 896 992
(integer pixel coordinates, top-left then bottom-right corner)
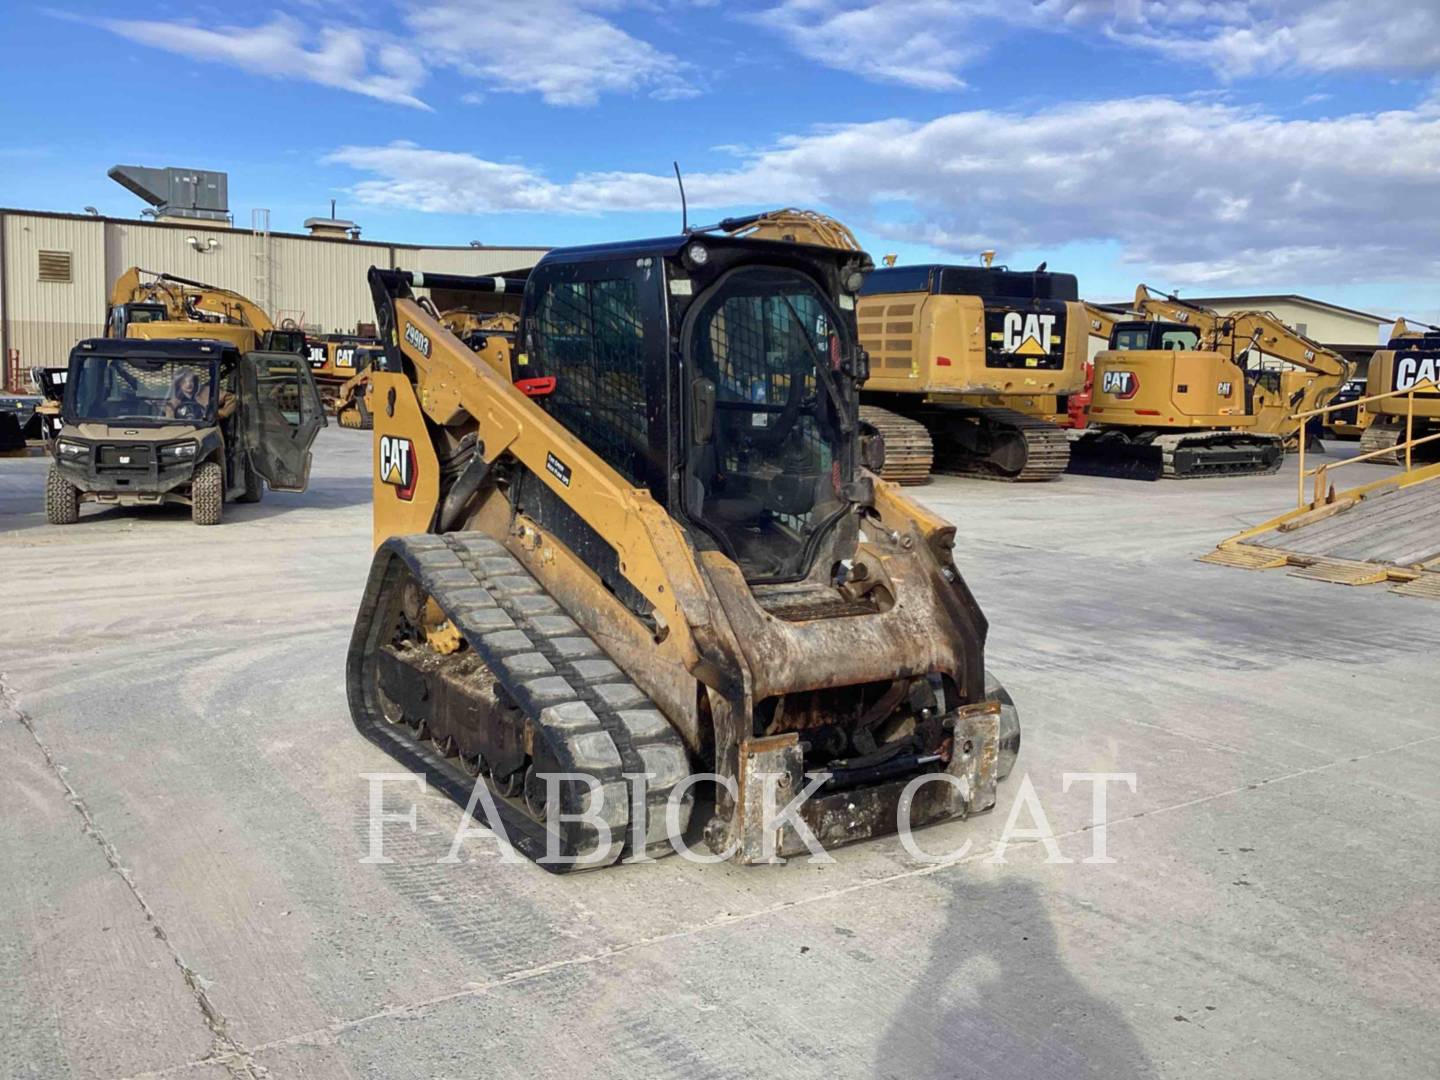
684 265 852 582
67 355 218 424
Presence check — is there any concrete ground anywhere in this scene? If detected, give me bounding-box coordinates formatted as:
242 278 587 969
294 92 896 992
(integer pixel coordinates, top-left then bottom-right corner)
1 427 1436 1080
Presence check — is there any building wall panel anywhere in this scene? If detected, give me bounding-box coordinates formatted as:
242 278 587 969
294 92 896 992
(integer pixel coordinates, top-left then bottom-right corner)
3 213 107 369
1 210 547 374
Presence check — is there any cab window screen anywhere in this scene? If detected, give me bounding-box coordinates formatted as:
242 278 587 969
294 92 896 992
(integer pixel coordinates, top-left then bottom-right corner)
1160 329 1199 350
1111 327 1151 351
531 278 648 483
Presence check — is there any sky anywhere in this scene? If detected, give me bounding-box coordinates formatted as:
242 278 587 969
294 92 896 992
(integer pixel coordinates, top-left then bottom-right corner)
3 1 1439 316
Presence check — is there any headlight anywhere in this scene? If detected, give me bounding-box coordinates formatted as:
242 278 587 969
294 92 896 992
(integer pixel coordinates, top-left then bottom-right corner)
56 439 87 458
160 441 198 461
684 241 709 267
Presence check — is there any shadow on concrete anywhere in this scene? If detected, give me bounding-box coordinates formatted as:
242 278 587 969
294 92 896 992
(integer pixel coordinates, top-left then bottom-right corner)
874 877 1155 1079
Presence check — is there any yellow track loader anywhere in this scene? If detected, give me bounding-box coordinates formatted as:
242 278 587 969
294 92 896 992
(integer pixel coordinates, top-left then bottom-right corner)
1073 286 1354 480
347 230 1021 869
305 334 384 411
1360 318 1440 464
712 211 1088 483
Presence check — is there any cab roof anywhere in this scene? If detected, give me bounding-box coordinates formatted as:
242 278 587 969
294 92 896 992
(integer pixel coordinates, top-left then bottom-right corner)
536 231 864 269
71 337 239 360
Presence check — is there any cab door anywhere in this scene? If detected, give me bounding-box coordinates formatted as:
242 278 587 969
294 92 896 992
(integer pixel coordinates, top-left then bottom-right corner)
241 351 326 491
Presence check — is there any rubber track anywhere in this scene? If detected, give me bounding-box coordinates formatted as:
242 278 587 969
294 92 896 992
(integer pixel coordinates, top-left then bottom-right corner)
859 405 933 485
348 533 692 871
934 407 1070 483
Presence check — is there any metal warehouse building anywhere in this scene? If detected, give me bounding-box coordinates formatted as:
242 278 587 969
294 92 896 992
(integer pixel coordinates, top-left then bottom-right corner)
0 207 548 386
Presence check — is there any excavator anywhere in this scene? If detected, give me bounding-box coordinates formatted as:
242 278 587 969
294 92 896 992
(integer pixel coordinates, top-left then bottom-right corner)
106 267 306 355
347 227 1021 869
1072 286 1354 480
714 210 1088 483
1360 318 1440 464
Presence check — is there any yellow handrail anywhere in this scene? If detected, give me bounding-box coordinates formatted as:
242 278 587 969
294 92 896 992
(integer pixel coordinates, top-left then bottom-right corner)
1294 379 1439 508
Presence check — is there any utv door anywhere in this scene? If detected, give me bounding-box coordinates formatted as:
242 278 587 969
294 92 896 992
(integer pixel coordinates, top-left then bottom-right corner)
241 351 326 492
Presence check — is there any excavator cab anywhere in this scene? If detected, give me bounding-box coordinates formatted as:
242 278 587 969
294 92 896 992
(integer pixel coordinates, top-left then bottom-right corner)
1108 321 1200 352
263 328 308 356
109 302 169 338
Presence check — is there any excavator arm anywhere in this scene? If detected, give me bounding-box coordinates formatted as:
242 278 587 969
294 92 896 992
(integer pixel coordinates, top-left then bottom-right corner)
108 267 275 331
1132 284 1352 386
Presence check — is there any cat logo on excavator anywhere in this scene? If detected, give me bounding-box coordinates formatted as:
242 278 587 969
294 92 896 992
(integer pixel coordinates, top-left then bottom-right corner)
1002 311 1057 357
1102 370 1140 399
1396 354 1440 391
378 435 417 500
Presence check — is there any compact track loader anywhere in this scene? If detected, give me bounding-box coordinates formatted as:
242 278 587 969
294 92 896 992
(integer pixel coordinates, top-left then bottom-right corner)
348 231 1020 870
306 334 384 411
1072 287 1353 480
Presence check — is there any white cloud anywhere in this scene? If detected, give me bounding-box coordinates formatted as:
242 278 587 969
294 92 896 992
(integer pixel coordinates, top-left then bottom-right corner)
86 2 692 110
747 0 1440 90
750 0 994 90
326 94 1440 286
99 15 431 109
405 0 696 106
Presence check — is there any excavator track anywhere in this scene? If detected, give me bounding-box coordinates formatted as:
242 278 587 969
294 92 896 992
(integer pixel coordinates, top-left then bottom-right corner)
1069 429 1284 481
1359 422 1404 464
859 406 933 485
348 532 692 871
1155 431 1284 479
931 407 1071 483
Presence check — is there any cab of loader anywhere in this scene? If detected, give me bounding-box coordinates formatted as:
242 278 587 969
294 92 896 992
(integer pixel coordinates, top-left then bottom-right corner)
45 337 325 526
512 235 871 586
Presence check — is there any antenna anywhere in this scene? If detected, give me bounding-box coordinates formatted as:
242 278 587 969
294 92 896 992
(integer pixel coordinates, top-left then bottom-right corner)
673 162 688 233
331 198 337 219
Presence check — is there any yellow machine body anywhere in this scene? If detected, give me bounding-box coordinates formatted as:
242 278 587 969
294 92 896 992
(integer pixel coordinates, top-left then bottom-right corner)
858 290 1088 421
348 239 1019 869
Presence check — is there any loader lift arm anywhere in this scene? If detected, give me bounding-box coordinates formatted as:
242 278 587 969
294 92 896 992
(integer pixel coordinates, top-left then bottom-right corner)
366 267 715 654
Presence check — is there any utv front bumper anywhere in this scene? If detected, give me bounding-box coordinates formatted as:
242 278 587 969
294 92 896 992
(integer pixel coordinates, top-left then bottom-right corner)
56 446 198 505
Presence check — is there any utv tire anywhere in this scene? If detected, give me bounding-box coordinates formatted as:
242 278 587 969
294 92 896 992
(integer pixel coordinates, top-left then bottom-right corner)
45 466 79 525
192 462 224 525
238 453 264 504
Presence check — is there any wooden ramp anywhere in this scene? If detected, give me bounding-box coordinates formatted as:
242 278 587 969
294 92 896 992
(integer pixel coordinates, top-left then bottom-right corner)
1201 464 1440 600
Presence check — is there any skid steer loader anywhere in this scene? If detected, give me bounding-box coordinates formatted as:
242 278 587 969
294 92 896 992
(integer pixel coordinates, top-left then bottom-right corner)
348 230 1021 870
